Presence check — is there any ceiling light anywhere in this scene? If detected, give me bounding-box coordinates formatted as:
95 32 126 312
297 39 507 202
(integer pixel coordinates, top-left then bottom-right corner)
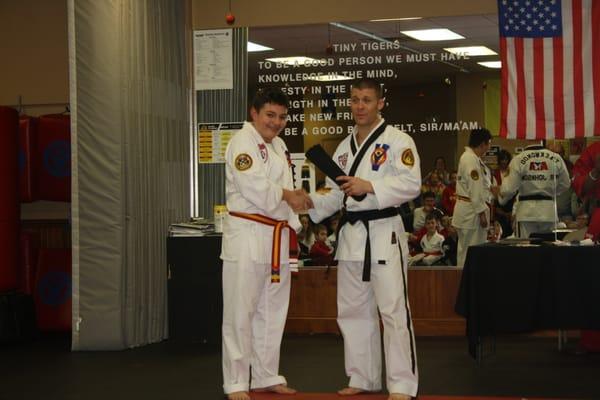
444 46 497 56
247 41 273 52
401 28 464 41
478 61 502 69
370 17 422 22
265 56 318 66
308 74 353 82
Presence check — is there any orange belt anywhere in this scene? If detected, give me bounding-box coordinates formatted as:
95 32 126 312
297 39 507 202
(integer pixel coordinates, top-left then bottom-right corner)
424 250 443 256
457 195 471 202
229 211 290 283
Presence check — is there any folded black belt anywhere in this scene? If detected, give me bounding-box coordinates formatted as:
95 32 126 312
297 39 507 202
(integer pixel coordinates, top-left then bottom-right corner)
337 207 400 282
518 194 553 201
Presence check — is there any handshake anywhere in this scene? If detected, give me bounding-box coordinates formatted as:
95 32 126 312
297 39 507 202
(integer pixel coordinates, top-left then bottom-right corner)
283 188 314 213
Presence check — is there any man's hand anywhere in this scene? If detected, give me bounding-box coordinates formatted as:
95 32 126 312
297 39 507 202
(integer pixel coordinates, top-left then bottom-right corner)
336 176 374 197
479 212 488 228
283 189 313 212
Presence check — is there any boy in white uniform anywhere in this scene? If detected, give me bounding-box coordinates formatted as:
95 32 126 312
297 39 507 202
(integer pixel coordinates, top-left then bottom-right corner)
410 214 445 266
308 78 421 400
221 88 311 400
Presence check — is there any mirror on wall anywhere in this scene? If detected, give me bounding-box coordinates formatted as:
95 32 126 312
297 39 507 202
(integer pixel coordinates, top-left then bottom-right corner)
248 14 502 173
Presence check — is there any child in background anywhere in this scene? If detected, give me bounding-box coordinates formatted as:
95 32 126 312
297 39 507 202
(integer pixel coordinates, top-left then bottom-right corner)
310 224 334 265
327 213 340 249
409 214 445 266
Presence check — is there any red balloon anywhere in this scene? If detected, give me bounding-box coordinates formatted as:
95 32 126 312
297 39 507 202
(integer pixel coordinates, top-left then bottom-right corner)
226 12 235 24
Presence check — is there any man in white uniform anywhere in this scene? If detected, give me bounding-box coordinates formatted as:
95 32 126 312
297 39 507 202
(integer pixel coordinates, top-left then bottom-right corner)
308 78 421 400
221 88 311 400
452 128 492 267
495 144 570 238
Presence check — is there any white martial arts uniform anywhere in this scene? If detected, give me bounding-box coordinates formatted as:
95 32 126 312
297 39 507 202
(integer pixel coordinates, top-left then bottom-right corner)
220 122 300 394
498 145 570 238
452 146 491 266
309 119 421 396
411 232 445 266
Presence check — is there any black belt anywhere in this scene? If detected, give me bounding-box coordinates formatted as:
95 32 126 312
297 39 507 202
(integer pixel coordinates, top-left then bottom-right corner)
337 207 400 282
518 194 553 201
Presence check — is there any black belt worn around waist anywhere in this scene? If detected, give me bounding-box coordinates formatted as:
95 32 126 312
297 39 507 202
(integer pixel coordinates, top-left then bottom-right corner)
518 194 553 201
337 207 401 282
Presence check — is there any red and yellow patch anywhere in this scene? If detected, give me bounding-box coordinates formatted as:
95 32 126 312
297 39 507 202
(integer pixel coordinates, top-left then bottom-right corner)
234 153 253 171
401 148 415 167
470 169 479 180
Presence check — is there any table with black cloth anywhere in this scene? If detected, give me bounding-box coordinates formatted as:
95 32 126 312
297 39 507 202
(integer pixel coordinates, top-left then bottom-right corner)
455 242 600 360
167 235 223 345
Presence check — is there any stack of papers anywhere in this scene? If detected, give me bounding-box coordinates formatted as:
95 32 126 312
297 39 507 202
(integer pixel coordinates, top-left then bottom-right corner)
169 220 216 236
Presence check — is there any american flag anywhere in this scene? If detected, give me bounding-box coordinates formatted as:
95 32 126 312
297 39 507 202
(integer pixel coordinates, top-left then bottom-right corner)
498 0 600 139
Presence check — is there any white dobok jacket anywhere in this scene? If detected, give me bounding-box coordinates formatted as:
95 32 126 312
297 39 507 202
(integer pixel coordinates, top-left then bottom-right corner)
499 145 570 223
452 146 491 229
220 122 301 265
309 119 422 263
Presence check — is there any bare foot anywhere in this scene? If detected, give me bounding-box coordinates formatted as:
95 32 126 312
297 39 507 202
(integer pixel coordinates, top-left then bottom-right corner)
388 393 411 400
253 384 297 394
337 387 366 396
227 391 250 400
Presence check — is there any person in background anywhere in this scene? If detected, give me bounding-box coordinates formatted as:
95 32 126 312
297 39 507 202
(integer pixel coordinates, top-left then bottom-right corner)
493 150 514 238
308 78 420 400
439 215 458 265
571 141 600 353
409 214 445 266
327 212 340 249
493 143 570 239
421 170 446 208
412 191 439 231
298 213 315 257
440 171 457 216
452 128 493 266
423 156 451 185
221 88 311 400
309 224 334 265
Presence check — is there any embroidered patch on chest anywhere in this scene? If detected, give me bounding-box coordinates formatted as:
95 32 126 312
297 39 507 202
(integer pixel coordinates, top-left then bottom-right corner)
258 143 268 162
338 152 348 169
370 144 389 171
401 148 415 168
235 153 253 171
470 169 479 180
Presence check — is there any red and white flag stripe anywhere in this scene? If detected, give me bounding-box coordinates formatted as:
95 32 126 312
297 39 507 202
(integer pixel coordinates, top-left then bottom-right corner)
500 0 600 139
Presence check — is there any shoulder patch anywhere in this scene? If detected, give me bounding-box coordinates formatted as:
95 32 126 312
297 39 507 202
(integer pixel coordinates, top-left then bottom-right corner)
401 148 415 167
470 169 479 180
235 153 253 171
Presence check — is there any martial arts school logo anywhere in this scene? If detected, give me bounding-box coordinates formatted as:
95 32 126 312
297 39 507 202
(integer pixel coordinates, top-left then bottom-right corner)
470 169 479 180
370 143 389 171
235 153 253 171
258 143 268 162
529 161 549 171
401 148 415 168
338 152 348 169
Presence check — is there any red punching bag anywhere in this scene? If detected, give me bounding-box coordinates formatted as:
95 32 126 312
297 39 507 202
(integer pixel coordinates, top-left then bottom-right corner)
0 106 20 292
37 114 70 202
19 116 38 202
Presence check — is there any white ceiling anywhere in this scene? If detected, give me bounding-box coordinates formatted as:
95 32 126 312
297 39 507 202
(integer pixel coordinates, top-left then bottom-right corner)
248 14 501 83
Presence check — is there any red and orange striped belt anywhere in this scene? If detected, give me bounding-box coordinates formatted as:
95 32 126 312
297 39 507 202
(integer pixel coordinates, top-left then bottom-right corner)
229 211 292 283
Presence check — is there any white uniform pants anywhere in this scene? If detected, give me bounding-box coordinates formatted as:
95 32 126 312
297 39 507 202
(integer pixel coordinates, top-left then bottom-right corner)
456 227 487 267
337 244 418 396
222 258 291 394
517 221 555 239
